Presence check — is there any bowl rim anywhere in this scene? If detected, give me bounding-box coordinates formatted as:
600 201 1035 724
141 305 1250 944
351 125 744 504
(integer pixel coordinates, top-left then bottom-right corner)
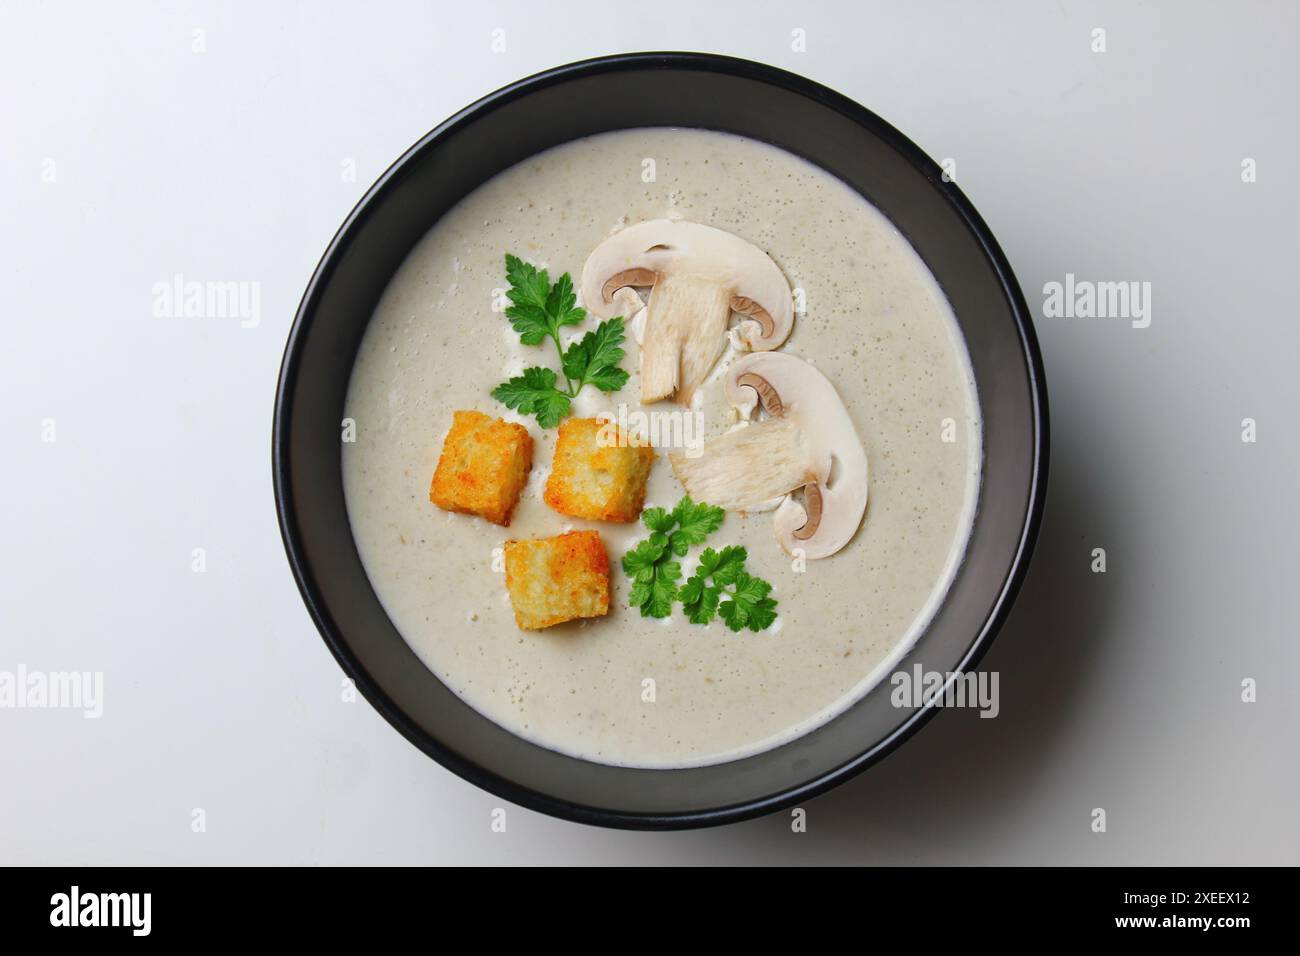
273 51 1050 830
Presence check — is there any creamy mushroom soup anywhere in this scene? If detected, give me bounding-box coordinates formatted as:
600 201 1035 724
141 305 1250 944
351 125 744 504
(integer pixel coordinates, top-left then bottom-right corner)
342 127 981 768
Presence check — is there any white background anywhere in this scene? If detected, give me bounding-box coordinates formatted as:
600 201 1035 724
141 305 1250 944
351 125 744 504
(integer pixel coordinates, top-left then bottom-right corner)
2 0 1297 865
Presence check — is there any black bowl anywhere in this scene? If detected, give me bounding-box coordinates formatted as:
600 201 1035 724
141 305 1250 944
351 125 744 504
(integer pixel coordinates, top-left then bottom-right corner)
273 52 1048 829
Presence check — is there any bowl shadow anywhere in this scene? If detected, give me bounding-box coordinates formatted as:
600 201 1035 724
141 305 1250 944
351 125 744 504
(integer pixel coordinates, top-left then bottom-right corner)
712 428 1115 858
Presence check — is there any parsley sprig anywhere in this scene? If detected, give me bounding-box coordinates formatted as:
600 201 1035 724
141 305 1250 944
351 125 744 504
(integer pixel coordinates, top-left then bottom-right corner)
622 497 779 631
679 545 779 632
622 497 725 619
491 254 629 427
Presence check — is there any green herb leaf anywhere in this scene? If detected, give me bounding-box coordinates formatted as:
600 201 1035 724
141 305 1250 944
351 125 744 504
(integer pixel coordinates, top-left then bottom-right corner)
503 255 553 345
679 545 777 632
710 545 748 586
505 304 550 346
640 560 681 619
621 538 665 578
531 390 573 429
490 367 571 428
694 547 721 577
748 599 779 631
718 570 778 632
562 318 630 393
624 496 723 619
504 254 550 310
678 574 704 606
733 571 772 603
716 595 747 631
641 507 675 533
668 497 726 555
680 571 722 625
620 495 768 628
545 273 586 330
585 362 631 393
494 255 630 427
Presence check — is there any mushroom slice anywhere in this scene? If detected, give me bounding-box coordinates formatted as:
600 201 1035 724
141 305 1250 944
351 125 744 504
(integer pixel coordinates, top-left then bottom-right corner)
669 352 868 559
581 220 794 406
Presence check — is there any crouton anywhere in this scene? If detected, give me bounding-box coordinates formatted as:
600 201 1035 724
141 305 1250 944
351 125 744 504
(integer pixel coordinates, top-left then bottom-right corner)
430 410 533 526
543 417 654 523
503 531 611 630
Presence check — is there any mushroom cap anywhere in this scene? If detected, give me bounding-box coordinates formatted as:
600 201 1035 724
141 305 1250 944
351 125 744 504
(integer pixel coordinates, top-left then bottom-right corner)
725 352 869 559
580 219 794 350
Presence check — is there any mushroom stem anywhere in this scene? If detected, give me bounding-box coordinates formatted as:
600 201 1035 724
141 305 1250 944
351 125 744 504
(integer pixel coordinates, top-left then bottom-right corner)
668 418 813 511
639 274 733 406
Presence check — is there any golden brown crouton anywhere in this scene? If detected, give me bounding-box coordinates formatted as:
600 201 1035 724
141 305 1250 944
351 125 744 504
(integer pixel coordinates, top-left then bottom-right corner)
430 410 533 526
503 531 611 630
543 417 654 523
